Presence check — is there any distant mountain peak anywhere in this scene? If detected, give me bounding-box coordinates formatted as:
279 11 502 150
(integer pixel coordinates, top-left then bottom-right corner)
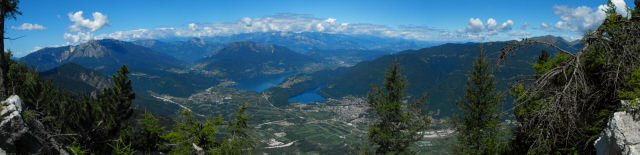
528 35 569 44
195 41 314 79
222 41 277 54
188 38 207 47
21 39 187 72
71 40 110 58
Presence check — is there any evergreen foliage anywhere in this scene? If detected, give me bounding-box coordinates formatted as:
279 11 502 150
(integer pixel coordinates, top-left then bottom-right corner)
132 110 167 153
362 61 430 154
2 50 253 153
500 1 640 153
164 109 224 154
451 45 506 154
222 102 255 154
0 0 21 98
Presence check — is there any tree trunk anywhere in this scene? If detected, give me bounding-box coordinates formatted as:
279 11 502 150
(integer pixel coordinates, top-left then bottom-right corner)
0 2 7 98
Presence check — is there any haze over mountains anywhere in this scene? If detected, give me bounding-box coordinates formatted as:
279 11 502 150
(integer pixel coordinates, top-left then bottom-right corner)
19 32 579 119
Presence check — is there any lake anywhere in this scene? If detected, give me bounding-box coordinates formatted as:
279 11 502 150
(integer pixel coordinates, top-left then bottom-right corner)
226 73 326 103
288 86 326 103
226 73 297 92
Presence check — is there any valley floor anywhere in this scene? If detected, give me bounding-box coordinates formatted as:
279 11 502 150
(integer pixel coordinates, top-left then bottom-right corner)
146 84 490 154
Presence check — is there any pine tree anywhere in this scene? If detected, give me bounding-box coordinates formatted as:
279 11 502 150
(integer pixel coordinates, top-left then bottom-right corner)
0 0 21 98
451 45 505 154
363 61 430 155
133 110 166 153
80 65 136 153
222 103 254 155
111 64 135 131
499 1 640 153
164 109 224 154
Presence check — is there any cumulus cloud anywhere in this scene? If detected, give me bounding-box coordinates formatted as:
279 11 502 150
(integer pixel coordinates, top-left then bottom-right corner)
560 34 581 42
551 0 626 34
11 23 47 30
64 32 95 45
540 22 557 32
465 18 484 33
17 46 45 56
519 22 529 30
461 18 514 36
486 18 513 33
62 13 461 45
67 11 112 32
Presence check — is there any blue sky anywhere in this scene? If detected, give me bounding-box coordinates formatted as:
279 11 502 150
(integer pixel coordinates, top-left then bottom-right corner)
5 0 634 57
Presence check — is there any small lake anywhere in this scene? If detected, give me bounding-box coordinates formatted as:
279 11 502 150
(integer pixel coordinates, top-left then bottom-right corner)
226 73 326 103
226 73 297 92
288 86 326 103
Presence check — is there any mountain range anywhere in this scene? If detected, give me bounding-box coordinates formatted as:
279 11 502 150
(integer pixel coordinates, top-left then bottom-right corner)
318 35 581 116
21 39 187 73
11 32 588 154
196 32 435 53
19 32 580 119
194 41 316 79
133 38 225 63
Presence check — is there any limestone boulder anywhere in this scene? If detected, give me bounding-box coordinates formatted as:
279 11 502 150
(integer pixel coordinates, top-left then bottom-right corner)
0 95 28 154
594 100 640 155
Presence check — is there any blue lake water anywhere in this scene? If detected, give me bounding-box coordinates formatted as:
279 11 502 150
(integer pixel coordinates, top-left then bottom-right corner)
288 86 326 103
226 73 326 103
226 73 297 92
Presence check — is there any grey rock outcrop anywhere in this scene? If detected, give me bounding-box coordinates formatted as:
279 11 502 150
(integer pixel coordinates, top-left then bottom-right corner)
0 95 28 154
0 95 71 154
594 100 640 155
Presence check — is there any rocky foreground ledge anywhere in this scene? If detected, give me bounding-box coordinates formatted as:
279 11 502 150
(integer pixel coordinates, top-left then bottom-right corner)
0 95 28 154
594 100 640 155
0 95 70 154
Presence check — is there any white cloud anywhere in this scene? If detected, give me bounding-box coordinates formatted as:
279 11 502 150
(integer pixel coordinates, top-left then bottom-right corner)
500 20 514 32
485 19 513 32
64 32 95 45
188 23 198 31
67 11 112 32
463 18 513 35
485 18 499 31
508 31 532 36
61 13 468 45
519 22 529 30
11 23 47 30
17 46 44 56
560 34 581 42
466 18 484 33
551 0 626 34
540 22 553 31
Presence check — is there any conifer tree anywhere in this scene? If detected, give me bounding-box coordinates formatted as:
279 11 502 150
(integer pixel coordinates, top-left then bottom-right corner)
499 1 640 153
164 109 224 154
363 61 430 155
451 45 505 154
222 103 254 154
0 0 21 98
133 110 166 153
111 64 135 131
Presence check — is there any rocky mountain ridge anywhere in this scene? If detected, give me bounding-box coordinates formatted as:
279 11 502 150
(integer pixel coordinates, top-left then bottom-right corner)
21 39 187 72
194 41 316 79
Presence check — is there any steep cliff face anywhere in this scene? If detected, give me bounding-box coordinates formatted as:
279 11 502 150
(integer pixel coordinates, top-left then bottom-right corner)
594 100 640 155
